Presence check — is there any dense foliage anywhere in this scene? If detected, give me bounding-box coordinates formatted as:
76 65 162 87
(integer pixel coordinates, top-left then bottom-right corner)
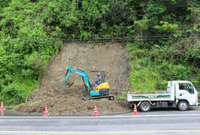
126 0 200 91
0 0 199 104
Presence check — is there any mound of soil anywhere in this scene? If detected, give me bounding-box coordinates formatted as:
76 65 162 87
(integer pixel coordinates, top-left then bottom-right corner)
20 43 131 115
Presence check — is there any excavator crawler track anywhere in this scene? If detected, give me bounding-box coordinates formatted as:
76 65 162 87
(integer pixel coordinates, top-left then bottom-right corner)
82 95 114 100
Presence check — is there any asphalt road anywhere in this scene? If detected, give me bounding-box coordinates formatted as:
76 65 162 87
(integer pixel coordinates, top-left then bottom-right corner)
0 106 200 135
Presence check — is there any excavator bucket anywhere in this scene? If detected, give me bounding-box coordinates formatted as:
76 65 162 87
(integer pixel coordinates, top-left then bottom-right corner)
64 80 74 88
63 68 75 88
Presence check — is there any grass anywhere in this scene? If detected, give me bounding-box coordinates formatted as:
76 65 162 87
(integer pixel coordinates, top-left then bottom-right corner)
29 100 42 107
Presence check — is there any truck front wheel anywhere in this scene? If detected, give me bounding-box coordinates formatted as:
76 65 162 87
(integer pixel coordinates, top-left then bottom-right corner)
178 101 189 111
140 102 151 112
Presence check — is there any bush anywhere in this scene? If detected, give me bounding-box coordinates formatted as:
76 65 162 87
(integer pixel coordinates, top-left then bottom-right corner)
128 43 197 92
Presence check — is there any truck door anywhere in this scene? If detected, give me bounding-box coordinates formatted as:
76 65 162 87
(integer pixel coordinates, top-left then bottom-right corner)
176 83 197 106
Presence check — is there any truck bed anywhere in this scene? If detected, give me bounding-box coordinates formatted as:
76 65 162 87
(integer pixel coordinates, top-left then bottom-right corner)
127 91 172 102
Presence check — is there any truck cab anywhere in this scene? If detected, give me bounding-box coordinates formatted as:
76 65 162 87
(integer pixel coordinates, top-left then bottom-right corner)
173 81 198 110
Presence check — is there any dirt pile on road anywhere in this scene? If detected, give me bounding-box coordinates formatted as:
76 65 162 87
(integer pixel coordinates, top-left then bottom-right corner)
19 43 131 115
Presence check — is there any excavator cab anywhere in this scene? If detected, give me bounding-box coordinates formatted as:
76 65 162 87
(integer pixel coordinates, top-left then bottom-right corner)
90 70 110 97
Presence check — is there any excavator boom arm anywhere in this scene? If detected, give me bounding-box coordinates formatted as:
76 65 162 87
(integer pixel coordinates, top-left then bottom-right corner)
62 65 91 92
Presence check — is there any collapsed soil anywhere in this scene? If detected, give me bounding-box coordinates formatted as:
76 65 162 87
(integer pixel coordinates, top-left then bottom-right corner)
18 43 131 115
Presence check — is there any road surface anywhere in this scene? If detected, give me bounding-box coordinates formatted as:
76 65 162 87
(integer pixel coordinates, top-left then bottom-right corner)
0 106 200 135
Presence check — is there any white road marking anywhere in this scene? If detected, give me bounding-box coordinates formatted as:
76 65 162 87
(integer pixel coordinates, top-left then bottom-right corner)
1 112 200 119
1 130 200 134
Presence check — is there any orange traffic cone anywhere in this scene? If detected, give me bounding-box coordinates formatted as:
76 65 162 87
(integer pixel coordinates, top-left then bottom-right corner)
133 104 138 115
93 105 98 116
44 105 49 117
1 101 4 116
1 109 4 116
1 101 4 111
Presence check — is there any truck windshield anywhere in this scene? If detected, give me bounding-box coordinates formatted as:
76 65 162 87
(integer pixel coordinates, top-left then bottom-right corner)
179 83 194 94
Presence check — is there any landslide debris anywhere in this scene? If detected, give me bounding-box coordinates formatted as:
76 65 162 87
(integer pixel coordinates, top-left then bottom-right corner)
19 43 131 115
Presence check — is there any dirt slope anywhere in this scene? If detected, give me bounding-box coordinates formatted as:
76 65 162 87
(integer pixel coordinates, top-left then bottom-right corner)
19 43 131 115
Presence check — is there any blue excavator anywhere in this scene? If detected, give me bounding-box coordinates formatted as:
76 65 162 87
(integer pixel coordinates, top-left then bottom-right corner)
62 65 114 100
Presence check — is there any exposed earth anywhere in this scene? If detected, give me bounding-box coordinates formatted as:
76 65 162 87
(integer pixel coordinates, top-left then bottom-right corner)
17 42 131 115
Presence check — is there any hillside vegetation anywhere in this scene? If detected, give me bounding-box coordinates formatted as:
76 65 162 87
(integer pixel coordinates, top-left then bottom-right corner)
0 0 199 105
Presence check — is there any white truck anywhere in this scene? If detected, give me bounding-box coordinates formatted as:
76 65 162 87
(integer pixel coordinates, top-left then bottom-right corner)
127 81 198 111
